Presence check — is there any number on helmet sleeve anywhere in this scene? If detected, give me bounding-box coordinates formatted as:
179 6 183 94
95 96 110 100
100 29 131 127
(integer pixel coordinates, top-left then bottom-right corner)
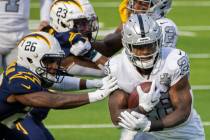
5 0 20 12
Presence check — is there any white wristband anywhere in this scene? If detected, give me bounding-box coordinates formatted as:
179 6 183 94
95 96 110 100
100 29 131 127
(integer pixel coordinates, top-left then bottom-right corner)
88 91 98 103
92 52 102 62
86 79 102 88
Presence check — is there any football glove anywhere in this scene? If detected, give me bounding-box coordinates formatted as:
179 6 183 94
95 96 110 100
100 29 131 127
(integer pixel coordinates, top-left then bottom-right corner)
138 80 160 112
69 32 92 56
118 111 151 132
88 75 118 103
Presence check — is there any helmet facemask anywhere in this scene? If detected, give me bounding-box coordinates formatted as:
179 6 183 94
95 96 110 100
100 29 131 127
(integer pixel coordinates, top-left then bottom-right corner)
124 39 161 69
127 0 172 19
127 0 152 14
122 14 162 70
36 53 65 83
73 16 99 42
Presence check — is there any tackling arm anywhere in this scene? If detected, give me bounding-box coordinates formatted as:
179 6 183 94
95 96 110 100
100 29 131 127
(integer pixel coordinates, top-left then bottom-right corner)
38 0 52 31
7 75 118 109
9 91 90 109
92 31 123 57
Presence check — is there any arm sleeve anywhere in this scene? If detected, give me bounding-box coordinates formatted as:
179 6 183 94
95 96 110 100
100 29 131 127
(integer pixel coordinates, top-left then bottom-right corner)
51 76 80 91
40 0 52 21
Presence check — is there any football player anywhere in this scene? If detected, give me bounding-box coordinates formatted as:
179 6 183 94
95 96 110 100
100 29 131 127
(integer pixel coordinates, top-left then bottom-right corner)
0 0 52 68
93 0 178 56
0 32 118 140
41 0 108 77
107 14 205 140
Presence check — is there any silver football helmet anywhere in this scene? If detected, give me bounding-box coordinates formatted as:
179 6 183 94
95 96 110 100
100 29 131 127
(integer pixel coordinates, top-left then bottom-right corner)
122 14 162 69
127 0 172 19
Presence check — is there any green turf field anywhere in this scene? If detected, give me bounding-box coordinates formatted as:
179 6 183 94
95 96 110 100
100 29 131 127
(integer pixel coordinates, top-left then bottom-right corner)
30 0 210 139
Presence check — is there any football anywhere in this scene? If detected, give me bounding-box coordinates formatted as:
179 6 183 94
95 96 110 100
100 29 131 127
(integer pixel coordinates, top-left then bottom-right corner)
127 82 152 108
139 81 152 93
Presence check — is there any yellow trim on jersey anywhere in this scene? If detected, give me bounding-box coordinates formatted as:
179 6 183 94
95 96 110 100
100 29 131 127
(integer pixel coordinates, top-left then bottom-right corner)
9 72 41 85
6 68 15 76
6 62 16 76
16 123 21 131
119 0 129 23
16 122 29 135
69 32 80 43
49 28 55 35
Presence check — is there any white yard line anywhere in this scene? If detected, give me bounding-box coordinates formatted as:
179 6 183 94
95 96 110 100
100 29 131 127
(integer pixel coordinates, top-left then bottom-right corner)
31 1 210 8
179 26 210 31
189 54 210 59
47 122 210 129
192 85 210 90
47 124 115 129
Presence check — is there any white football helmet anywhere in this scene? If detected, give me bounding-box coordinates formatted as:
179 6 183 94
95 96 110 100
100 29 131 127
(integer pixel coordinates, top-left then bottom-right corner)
122 14 162 69
127 0 172 19
49 0 99 41
17 32 65 83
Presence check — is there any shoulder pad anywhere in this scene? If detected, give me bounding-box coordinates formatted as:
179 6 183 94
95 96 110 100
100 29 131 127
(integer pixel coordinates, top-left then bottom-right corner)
165 48 190 85
8 71 42 95
104 54 121 75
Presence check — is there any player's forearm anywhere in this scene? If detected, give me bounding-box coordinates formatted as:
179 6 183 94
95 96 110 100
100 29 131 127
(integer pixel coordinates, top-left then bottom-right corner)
14 92 90 109
162 108 190 128
150 108 191 131
92 32 123 57
40 0 52 21
95 55 108 69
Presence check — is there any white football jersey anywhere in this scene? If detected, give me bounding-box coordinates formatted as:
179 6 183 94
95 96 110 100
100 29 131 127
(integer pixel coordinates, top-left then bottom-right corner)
156 18 178 48
0 0 30 32
0 0 51 32
106 47 204 139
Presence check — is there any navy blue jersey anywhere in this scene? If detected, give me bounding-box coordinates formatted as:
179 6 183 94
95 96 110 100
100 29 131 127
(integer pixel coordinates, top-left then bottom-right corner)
0 62 46 127
41 25 97 59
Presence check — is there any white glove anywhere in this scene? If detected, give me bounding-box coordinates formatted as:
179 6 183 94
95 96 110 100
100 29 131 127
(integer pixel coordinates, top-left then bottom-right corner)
138 80 160 112
88 75 118 103
70 39 91 56
118 111 151 132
